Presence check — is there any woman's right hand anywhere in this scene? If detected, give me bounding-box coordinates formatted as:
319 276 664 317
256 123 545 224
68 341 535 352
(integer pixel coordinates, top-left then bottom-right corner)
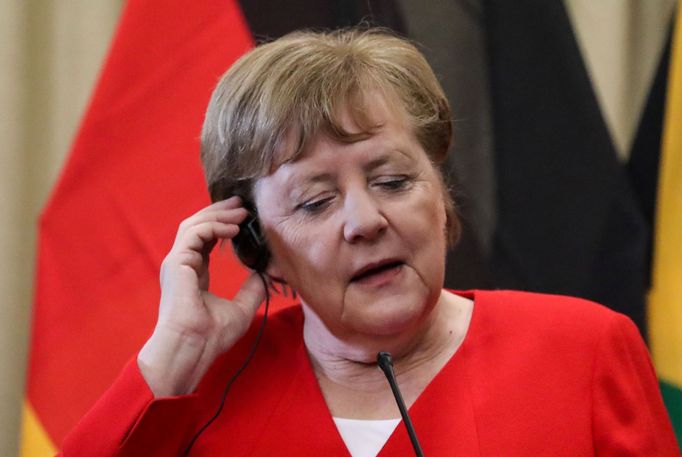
137 196 266 397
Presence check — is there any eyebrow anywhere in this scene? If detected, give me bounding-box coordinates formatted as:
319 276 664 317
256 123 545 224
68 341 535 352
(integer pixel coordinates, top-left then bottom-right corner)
364 155 392 172
294 154 398 183
366 148 417 169
282 172 334 202
284 149 416 196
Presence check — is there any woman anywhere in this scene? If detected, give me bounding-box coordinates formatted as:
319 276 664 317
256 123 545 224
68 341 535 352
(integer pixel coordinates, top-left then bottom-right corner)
60 28 679 456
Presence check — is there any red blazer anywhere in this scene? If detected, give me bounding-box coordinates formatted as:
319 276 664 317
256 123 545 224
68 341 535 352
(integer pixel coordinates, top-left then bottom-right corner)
59 290 680 456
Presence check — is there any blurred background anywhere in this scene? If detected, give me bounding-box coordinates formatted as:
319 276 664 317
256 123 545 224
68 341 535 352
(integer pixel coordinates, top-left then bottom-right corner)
1 1 123 455
1 0 679 455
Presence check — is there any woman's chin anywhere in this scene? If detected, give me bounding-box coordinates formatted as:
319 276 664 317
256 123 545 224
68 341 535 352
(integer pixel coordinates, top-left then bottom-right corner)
341 267 437 337
342 294 432 338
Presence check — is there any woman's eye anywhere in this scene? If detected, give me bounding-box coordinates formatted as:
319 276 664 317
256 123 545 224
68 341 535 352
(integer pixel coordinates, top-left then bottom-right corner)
298 197 333 214
375 176 410 190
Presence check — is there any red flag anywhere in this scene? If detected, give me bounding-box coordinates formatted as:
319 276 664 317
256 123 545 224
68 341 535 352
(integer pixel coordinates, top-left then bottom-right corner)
21 0 292 450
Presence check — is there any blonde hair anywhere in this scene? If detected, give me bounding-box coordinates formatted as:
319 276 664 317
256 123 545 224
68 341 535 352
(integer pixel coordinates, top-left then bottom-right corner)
201 27 459 244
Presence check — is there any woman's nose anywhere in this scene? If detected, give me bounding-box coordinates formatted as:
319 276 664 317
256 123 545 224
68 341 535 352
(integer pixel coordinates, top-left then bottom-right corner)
342 190 388 243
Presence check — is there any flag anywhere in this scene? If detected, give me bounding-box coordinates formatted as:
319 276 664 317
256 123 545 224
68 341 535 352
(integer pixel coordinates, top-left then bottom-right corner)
19 1 408 453
19 0 265 453
483 0 652 335
650 6 682 445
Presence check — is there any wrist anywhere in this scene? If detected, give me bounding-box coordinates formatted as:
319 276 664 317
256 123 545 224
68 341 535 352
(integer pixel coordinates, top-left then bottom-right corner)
137 327 209 397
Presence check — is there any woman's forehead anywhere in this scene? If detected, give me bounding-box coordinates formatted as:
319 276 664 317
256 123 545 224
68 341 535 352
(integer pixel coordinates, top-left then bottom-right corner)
271 90 414 167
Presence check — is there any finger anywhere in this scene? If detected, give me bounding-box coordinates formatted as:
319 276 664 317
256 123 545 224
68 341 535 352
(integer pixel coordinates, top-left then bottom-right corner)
205 195 242 210
200 238 218 263
175 207 248 243
174 196 245 234
175 221 240 254
175 197 243 235
231 272 267 317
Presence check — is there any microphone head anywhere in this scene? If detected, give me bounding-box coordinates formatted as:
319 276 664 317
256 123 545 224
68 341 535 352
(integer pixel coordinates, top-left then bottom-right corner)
377 351 393 374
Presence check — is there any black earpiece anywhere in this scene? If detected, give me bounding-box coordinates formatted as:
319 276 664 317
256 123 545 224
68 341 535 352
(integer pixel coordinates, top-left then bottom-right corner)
231 201 271 273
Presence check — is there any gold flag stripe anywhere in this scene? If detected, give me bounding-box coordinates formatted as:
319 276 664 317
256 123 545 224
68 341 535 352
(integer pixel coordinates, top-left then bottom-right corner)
649 6 682 387
19 400 57 457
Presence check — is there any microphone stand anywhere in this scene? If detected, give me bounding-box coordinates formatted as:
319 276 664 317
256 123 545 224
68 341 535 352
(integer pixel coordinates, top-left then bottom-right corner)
377 352 425 457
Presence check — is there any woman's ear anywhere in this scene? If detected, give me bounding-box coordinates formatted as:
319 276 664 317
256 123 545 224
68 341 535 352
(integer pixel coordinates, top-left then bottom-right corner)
265 260 297 298
265 254 283 281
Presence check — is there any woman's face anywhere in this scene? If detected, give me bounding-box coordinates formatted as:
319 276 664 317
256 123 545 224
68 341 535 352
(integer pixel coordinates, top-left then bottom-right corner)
254 94 448 339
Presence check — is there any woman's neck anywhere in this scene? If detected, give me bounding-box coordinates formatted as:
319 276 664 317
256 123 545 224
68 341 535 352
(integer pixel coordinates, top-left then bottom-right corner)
302 290 473 419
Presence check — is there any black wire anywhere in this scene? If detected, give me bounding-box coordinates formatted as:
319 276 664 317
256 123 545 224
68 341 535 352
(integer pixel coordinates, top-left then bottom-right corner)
181 273 271 456
377 352 425 457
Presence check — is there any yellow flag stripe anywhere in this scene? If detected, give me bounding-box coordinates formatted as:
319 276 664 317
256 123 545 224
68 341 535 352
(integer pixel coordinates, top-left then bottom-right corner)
19 400 57 457
649 6 682 388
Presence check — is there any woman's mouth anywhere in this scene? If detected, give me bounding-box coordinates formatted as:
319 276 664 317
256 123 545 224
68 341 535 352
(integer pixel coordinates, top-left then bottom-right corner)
351 261 404 286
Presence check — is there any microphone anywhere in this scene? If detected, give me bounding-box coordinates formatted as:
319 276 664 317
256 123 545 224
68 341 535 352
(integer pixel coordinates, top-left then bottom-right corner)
377 352 425 457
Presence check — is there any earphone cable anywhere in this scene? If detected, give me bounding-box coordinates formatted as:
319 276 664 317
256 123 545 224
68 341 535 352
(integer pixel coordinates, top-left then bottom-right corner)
181 272 271 456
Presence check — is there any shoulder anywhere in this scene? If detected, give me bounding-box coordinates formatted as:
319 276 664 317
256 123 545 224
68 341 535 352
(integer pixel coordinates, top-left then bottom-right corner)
460 289 642 357
457 290 651 403
474 289 632 331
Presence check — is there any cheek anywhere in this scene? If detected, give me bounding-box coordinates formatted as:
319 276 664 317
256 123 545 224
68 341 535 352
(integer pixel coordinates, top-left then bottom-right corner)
401 184 448 272
406 182 448 240
267 220 338 286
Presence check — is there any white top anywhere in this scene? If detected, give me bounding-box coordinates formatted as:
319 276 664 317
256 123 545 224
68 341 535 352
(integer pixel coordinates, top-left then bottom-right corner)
332 417 402 457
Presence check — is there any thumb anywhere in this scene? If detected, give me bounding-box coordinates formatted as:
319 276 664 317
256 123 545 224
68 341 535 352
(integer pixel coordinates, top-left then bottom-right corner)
232 272 268 318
